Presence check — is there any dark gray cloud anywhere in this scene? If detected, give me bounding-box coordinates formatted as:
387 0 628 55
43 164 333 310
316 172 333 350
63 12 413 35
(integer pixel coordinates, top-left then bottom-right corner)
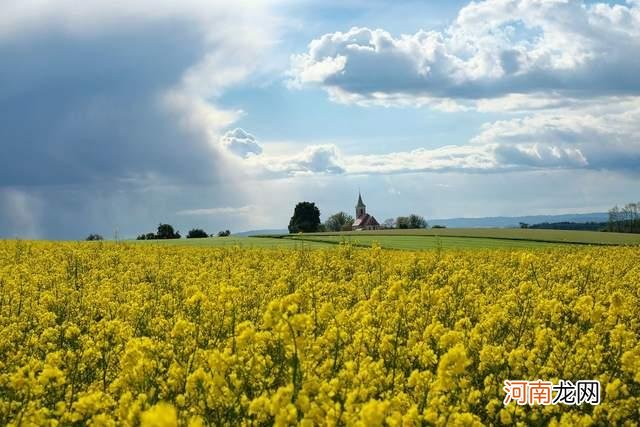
0 3 274 238
0 25 222 187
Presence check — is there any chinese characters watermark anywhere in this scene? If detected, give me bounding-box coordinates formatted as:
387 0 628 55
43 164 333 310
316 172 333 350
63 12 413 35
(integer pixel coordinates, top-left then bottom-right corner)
503 380 600 405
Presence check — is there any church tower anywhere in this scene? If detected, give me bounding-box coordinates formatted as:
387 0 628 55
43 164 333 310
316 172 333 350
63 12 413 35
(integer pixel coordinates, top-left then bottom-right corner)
356 192 366 218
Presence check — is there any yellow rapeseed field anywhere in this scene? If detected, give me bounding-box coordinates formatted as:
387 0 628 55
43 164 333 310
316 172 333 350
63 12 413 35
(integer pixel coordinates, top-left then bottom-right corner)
0 241 639 426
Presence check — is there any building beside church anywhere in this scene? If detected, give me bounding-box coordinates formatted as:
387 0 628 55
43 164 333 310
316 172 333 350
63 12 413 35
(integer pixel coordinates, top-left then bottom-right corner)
352 192 381 231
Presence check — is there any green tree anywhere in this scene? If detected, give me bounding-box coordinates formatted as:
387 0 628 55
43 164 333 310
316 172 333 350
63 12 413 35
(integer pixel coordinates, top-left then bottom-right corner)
187 229 209 239
383 218 395 229
324 211 354 232
156 223 181 239
408 214 428 229
396 216 410 229
288 202 321 233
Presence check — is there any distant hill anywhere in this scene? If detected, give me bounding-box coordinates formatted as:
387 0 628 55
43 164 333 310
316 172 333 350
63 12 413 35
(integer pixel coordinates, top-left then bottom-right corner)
428 212 609 228
236 213 610 235
234 229 288 236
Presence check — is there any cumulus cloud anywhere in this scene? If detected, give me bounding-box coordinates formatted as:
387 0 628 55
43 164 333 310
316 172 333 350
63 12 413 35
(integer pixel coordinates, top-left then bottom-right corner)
239 95 640 177
494 144 588 169
245 144 346 176
220 129 263 158
290 0 640 106
239 140 589 177
283 0 640 178
474 100 640 172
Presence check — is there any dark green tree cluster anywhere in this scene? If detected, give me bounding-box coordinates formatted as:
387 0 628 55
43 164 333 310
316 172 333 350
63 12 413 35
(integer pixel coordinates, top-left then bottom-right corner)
395 214 428 229
187 229 209 239
288 202 321 233
137 223 181 240
85 234 104 241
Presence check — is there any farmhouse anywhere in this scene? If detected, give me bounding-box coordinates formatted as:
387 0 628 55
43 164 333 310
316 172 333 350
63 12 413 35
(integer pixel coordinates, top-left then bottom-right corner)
352 192 381 231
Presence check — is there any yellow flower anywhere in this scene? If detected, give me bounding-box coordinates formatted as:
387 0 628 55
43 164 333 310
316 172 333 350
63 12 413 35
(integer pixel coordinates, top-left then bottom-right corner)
0 241 638 425
140 403 177 427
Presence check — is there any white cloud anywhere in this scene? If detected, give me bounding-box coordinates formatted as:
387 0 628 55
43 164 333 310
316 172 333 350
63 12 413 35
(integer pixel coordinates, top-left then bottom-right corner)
220 128 263 158
245 144 346 176
290 1 640 107
237 140 590 177
284 1 640 178
237 94 640 177
494 144 588 169
473 100 640 172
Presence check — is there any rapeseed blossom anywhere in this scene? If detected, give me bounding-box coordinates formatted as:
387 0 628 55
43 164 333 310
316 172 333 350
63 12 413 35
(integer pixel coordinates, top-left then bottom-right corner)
0 241 638 425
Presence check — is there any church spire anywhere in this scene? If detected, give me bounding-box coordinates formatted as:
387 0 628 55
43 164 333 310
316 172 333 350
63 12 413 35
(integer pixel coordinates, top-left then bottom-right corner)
356 191 366 218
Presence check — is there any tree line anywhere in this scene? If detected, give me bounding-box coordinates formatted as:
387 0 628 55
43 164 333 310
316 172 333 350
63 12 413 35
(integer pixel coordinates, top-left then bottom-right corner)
521 221 607 231
288 201 428 233
608 202 640 233
135 224 231 240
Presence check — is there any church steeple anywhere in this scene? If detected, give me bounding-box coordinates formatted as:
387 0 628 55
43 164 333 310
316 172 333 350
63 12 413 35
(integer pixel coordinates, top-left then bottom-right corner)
356 191 366 218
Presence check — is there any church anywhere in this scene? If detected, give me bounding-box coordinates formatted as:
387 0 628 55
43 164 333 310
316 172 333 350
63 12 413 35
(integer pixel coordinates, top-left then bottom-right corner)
352 192 381 231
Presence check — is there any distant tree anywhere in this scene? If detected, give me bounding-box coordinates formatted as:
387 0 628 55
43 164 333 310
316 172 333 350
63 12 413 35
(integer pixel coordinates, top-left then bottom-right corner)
529 221 607 231
288 202 321 233
217 230 231 237
383 218 395 229
324 211 354 232
136 231 158 240
187 228 209 239
608 202 640 233
396 216 410 229
156 223 181 239
408 214 428 229
519 222 529 229
86 234 104 241
431 225 447 229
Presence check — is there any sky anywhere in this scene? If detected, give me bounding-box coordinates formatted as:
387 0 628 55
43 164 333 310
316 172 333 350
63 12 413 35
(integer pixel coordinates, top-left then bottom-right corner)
1 0 639 239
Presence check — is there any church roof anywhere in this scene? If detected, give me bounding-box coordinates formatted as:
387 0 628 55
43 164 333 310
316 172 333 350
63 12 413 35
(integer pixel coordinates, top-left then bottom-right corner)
353 213 379 227
356 192 366 208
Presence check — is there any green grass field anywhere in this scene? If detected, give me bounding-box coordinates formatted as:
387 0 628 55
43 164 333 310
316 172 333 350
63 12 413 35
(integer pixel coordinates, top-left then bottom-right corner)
279 234 559 249
285 228 640 245
128 228 640 250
